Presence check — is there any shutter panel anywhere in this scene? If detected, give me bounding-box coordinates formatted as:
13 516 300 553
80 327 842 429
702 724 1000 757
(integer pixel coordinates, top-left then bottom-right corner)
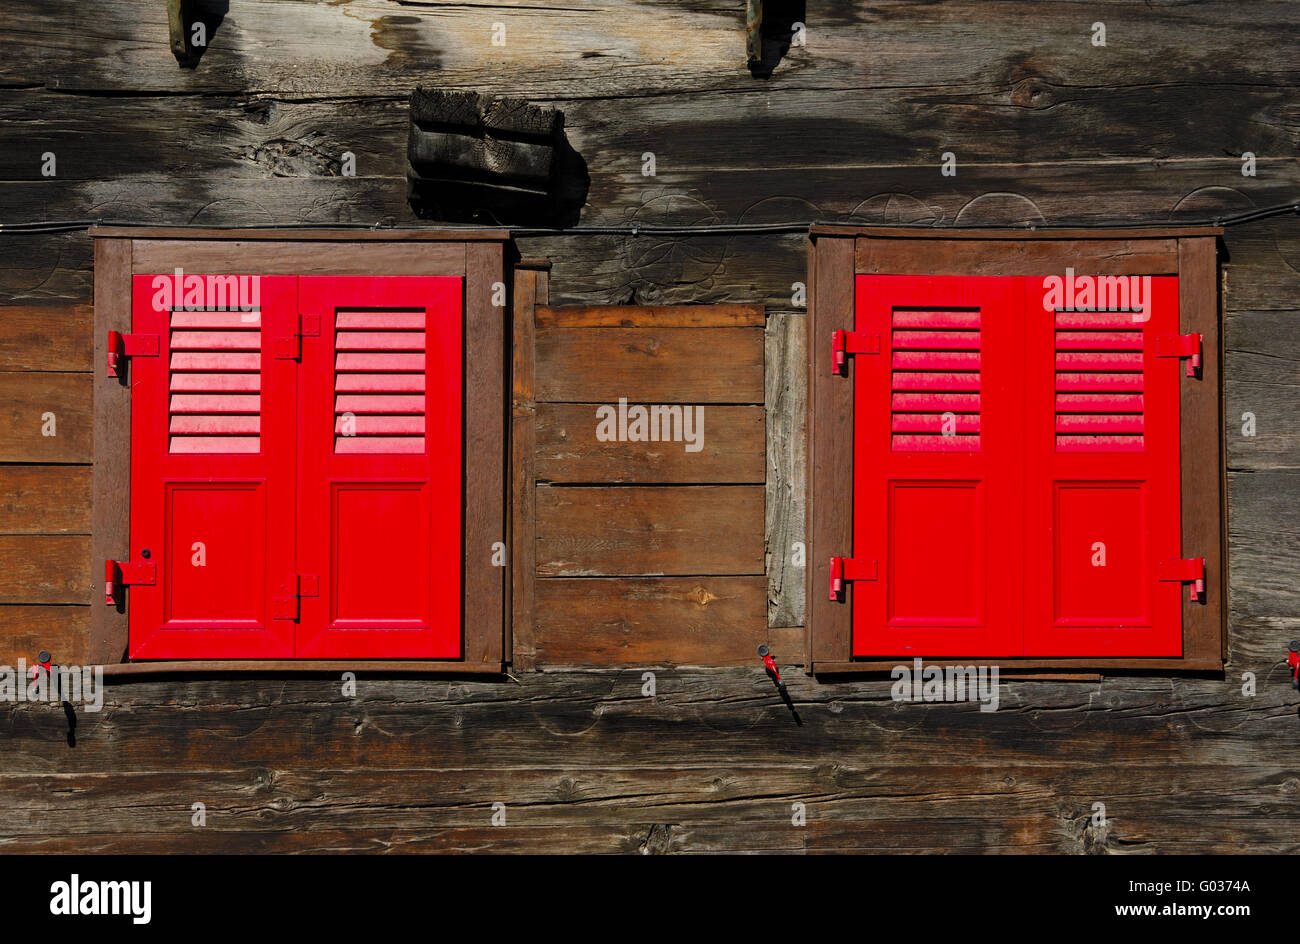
295 276 463 658
851 276 1025 657
127 275 298 658
1022 276 1183 656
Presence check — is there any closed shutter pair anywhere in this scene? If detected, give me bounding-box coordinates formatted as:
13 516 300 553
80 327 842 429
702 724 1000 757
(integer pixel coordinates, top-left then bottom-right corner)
842 275 1190 658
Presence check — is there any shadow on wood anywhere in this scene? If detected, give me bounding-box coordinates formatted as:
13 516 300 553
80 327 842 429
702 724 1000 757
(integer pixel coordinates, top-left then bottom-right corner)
170 0 229 69
407 88 589 227
748 0 806 79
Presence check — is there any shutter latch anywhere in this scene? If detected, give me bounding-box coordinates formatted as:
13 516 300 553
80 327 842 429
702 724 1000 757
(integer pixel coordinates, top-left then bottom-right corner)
106 331 159 378
273 575 319 621
274 314 321 360
829 556 878 600
1158 557 1206 602
831 330 880 375
1156 333 1202 377
104 559 156 606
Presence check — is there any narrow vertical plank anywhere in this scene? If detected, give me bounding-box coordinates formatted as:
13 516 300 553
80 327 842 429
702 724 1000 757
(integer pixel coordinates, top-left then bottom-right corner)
463 241 506 667
806 236 855 669
511 259 548 672
766 308 804 628
1179 236 1225 664
89 236 132 665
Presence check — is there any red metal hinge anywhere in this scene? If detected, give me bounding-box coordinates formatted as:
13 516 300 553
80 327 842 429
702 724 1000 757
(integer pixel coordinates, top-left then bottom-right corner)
1158 557 1206 603
273 574 319 621
274 314 321 360
104 559 156 606
831 330 880 375
106 331 159 377
1156 333 1202 377
829 556 878 600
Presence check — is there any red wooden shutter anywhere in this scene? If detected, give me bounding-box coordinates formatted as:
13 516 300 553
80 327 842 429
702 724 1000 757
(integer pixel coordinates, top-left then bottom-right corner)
127 275 298 658
295 276 463 658
1022 276 1183 656
851 276 1026 657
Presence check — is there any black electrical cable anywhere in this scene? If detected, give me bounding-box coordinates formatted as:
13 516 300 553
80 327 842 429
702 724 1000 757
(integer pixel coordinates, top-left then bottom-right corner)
1 199 1298 237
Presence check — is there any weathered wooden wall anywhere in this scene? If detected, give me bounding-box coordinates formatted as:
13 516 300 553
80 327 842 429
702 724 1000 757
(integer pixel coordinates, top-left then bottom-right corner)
1 0 1298 853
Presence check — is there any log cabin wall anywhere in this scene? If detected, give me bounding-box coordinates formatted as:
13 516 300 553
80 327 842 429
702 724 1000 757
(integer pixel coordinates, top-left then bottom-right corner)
0 0 1297 853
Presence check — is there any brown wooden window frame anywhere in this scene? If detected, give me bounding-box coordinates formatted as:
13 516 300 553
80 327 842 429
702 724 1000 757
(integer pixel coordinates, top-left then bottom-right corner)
805 226 1226 676
88 228 510 676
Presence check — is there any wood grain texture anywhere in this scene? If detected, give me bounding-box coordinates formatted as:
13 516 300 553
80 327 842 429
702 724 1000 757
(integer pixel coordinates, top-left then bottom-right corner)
89 236 131 665
1 669 1299 851
536 485 764 577
855 237 1180 276
0 536 89 604
0 373 92 463
6 671 1296 773
0 304 92 371
510 263 546 672
536 305 765 328
1179 237 1226 664
93 227 508 241
535 327 764 404
2 1 1295 103
1226 470 1300 663
462 240 507 667
805 237 855 666
0 466 90 534
0 606 90 665
1224 308 1300 471
534 576 773 665
130 239 467 277
536 403 764 484
766 309 806 627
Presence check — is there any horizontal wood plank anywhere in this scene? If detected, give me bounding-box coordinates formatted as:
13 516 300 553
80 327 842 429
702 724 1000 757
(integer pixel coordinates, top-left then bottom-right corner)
535 576 777 665
535 327 764 403
0 536 89 604
0 373 92 462
535 403 764 484
536 485 764 576
129 240 467 277
0 672 1295 775
536 305 765 328
0 605 91 664
0 827 666 855
855 237 1180 275
0 304 92 371
0 465 91 534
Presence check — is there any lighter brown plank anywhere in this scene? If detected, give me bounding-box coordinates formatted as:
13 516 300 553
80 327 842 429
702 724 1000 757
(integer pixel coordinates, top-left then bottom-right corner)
535 576 769 666
0 466 90 534
535 327 763 403
0 373 92 463
536 485 764 576
536 305 765 328
0 536 89 604
0 605 91 664
536 403 763 484
855 237 1179 276
0 304 92 371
